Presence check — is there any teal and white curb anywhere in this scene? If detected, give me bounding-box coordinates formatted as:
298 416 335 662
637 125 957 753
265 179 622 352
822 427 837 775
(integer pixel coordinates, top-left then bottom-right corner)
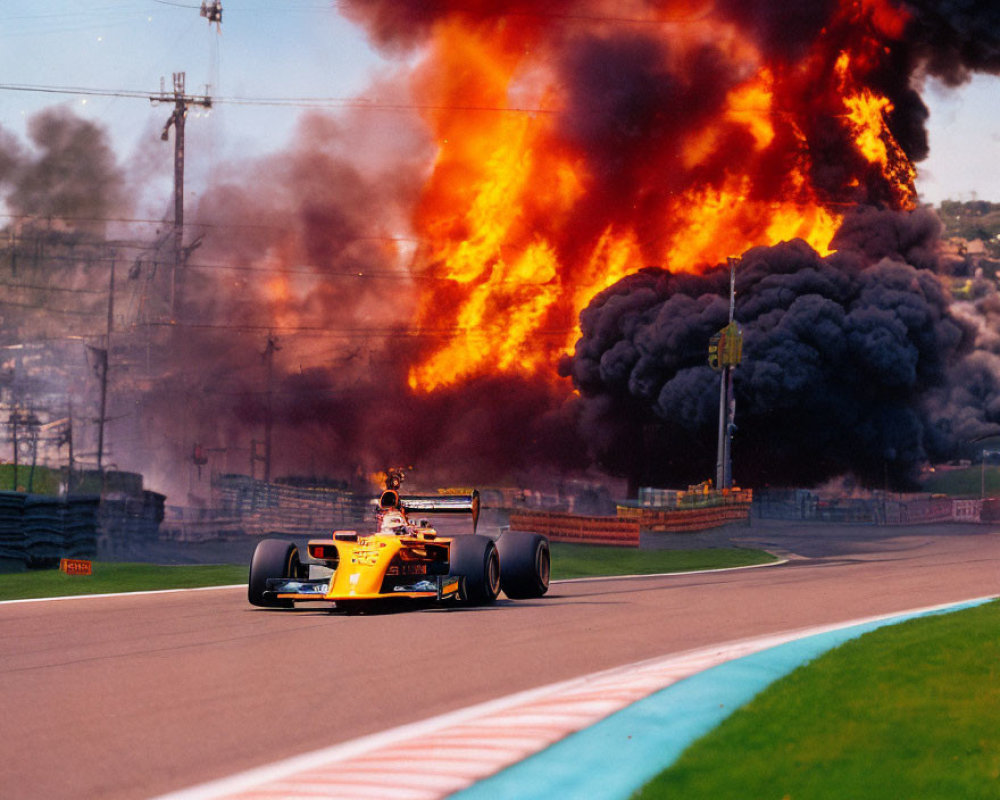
451 596 996 800
154 596 995 800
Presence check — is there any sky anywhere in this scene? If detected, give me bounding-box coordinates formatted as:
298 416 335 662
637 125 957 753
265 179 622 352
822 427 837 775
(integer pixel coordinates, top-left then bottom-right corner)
0 0 998 217
0 0 387 218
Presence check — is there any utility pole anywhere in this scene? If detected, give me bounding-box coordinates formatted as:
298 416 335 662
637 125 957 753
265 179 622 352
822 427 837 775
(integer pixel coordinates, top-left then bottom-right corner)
41 413 74 493
981 449 1000 500
67 415 74 491
7 408 39 492
9 227 16 278
250 439 263 481
262 334 280 484
26 419 38 494
151 72 211 318
97 255 116 479
9 408 20 491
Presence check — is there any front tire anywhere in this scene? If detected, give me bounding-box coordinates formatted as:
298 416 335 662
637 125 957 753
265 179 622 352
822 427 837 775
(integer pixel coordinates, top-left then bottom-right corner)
248 539 301 608
496 531 550 599
449 535 501 605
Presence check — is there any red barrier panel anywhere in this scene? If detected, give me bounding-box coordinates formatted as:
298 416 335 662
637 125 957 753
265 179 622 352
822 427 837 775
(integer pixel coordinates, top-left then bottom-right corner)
59 558 92 576
509 511 640 547
628 503 751 532
896 497 954 524
979 499 1000 522
510 499 751 545
882 497 982 525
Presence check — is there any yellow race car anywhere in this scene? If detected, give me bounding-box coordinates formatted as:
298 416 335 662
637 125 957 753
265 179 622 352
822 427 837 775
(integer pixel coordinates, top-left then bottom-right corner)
248 486 550 609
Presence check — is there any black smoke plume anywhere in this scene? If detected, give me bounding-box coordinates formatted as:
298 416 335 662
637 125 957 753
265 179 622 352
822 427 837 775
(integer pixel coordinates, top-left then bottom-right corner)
561 208 988 489
337 0 1000 489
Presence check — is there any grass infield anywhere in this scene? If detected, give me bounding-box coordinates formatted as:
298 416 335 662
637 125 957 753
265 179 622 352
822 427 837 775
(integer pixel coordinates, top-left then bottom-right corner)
0 543 776 601
635 599 1000 800
549 543 777 580
921 464 1000 497
0 563 248 601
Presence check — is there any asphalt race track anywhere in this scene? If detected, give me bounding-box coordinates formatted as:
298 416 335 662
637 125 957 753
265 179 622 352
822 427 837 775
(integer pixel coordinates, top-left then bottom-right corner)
2 521 998 800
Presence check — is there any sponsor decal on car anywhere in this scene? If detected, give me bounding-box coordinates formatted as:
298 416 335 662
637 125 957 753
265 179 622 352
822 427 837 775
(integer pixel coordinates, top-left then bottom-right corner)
387 564 428 576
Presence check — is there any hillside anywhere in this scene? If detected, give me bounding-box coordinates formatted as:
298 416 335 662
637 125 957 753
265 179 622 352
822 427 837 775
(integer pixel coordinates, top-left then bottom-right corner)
937 200 1000 257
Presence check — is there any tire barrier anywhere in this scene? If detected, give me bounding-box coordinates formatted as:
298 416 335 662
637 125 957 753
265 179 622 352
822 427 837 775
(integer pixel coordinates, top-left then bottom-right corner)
0 492 26 572
635 486 754 510
97 491 165 559
0 491 100 572
756 489 989 525
509 511 640 547
162 476 370 542
881 496 955 525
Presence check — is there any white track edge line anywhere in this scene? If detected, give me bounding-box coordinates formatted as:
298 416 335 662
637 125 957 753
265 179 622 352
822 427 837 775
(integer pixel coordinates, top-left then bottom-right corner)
554 557 788 584
0 583 245 604
0 558 788 605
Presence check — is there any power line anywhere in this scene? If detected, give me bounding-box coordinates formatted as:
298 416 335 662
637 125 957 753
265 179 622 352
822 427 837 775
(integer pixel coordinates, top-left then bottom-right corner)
0 248 553 285
0 82 556 115
0 297 103 317
144 320 576 337
0 239 579 287
0 281 106 296
0 212 421 240
0 335 92 346
0 211 285 231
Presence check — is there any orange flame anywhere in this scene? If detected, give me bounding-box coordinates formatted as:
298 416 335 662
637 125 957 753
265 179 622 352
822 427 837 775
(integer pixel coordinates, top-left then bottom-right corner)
836 52 917 209
405 1 914 392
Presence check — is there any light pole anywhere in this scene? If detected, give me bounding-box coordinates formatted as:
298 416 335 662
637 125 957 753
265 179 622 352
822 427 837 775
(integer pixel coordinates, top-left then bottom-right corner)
710 257 742 490
980 449 1000 499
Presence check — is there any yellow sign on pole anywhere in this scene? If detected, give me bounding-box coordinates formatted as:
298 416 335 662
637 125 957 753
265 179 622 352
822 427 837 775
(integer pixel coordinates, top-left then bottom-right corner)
708 321 742 371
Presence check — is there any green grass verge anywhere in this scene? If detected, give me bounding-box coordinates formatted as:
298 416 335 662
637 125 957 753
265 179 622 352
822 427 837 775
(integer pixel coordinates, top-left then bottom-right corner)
635 600 1000 800
0 563 247 601
0 463 63 495
920 465 1000 497
0 543 777 601
550 543 777 580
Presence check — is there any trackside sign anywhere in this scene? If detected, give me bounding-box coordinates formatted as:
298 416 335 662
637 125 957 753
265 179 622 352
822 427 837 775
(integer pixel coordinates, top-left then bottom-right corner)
59 559 92 576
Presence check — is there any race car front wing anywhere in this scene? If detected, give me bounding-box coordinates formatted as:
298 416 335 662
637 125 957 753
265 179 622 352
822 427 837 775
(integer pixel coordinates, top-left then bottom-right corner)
264 574 464 604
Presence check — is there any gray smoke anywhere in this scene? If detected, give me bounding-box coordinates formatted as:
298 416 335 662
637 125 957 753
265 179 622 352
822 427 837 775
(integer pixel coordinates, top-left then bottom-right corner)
127 106 587 492
3 107 126 228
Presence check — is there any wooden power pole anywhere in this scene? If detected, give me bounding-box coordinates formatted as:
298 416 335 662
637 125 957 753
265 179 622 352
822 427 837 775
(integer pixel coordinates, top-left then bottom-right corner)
262 334 280 484
95 254 117 479
151 72 211 317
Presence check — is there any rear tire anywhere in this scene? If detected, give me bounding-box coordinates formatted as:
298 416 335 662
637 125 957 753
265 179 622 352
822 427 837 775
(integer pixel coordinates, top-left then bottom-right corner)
248 539 301 608
496 531 550 599
449 535 501 605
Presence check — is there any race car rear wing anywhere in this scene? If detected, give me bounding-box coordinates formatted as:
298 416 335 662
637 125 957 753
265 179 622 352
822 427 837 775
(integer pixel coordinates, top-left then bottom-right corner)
380 489 481 533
